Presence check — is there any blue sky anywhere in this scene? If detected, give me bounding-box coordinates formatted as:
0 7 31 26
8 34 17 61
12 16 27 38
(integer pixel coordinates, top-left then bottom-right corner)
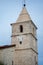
0 0 43 65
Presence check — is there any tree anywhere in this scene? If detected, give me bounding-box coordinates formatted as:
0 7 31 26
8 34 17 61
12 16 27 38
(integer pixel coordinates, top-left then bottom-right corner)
0 62 4 65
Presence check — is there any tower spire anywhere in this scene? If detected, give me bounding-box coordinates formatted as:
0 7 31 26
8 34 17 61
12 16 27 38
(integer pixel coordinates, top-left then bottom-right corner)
23 0 26 7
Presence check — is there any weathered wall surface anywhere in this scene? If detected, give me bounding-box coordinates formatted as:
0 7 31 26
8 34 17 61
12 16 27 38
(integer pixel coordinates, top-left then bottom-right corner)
11 34 31 48
11 22 31 36
0 47 15 65
15 49 38 65
15 49 32 65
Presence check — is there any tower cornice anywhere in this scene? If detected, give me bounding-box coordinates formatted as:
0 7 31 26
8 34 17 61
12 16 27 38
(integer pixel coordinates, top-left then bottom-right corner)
11 33 37 40
15 48 38 54
11 20 37 29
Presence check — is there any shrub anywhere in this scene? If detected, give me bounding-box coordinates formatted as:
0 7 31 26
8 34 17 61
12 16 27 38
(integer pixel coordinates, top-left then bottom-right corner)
0 62 4 65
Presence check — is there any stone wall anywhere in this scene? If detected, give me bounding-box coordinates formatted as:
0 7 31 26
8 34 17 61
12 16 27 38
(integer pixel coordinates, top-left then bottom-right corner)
15 49 32 65
0 47 15 65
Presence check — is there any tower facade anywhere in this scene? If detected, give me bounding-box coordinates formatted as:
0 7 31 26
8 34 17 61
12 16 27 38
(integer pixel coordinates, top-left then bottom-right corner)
11 7 38 65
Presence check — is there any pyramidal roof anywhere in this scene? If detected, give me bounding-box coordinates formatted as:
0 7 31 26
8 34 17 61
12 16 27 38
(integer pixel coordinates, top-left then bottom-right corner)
16 7 31 22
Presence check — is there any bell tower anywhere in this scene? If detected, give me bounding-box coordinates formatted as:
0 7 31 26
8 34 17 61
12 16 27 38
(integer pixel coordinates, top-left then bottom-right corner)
11 2 38 65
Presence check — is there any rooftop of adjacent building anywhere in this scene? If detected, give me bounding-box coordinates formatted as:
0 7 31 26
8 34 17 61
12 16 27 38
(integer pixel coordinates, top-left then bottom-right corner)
0 44 16 49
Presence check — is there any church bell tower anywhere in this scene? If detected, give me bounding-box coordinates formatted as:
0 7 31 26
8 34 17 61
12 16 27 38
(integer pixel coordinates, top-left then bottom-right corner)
11 2 38 65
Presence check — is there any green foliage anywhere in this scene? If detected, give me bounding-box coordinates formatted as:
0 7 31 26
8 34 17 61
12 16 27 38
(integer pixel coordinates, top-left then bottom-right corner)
0 62 4 65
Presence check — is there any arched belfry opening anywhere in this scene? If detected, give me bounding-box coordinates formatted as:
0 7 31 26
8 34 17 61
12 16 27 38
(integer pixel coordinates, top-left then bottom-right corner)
20 25 23 32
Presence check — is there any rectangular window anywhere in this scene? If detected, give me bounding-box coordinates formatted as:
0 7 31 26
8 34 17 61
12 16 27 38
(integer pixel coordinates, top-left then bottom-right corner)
20 25 23 32
12 61 13 65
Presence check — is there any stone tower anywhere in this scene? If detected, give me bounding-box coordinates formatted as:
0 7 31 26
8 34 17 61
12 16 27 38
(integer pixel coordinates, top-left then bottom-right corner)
11 6 38 65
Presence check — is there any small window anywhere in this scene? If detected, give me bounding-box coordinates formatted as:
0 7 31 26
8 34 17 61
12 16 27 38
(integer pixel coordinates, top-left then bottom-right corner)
33 28 34 34
12 61 13 65
20 25 23 32
34 56 38 65
20 41 22 44
34 56 36 65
